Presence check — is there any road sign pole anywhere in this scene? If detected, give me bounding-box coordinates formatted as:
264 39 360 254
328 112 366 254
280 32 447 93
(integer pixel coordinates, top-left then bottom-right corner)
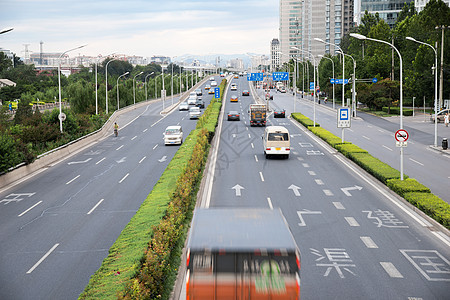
401 147 404 180
342 128 345 143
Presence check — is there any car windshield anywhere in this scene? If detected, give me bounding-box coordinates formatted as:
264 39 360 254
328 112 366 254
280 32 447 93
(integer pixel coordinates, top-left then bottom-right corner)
229 111 238 114
268 132 289 141
190 107 199 111
166 129 180 135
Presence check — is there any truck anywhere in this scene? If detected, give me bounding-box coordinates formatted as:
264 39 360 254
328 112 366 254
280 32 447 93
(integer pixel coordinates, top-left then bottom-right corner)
249 104 267 127
186 208 301 300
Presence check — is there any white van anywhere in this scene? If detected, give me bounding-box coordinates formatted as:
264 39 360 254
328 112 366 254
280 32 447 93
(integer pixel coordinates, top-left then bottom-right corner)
163 125 183 145
263 126 290 159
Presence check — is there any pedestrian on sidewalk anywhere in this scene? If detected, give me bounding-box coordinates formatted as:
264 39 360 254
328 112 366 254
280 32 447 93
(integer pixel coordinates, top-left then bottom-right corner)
445 113 449 127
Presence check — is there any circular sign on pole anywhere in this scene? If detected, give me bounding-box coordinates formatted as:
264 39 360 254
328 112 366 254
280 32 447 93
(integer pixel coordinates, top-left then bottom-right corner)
58 112 66 122
395 129 409 142
372 78 378 83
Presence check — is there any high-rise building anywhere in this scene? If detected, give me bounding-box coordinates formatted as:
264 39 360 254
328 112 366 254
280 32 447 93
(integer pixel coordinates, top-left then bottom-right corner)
358 0 414 27
271 38 281 71
415 0 450 12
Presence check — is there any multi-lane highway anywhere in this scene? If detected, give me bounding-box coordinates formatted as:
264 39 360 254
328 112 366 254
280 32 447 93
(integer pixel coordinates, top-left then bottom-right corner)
0 79 217 299
195 77 450 299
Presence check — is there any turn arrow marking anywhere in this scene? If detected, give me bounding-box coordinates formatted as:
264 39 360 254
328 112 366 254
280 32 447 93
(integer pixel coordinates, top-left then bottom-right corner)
341 185 363 196
288 184 301 196
158 156 167 162
232 184 245 196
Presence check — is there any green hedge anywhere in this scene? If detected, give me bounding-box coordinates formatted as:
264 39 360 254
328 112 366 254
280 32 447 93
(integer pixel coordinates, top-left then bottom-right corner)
309 127 347 147
335 143 368 157
387 178 431 197
382 107 413 116
291 112 320 128
404 192 450 229
347 152 405 184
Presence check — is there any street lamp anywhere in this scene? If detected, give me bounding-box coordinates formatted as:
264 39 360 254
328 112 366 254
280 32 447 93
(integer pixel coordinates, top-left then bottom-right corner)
117 71 129 110
278 51 298 112
155 73 162 99
145 72 155 100
58 44 87 133
95 53 115 115
344 53 357 117
105 57 120 114
406 36 438 147
314 38 345 107
133 71 144 105
318 55 335 109
351 32 405 180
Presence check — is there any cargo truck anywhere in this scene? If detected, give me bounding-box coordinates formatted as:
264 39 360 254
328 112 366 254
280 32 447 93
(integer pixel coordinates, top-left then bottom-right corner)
186 208 301 300
249 104 267 127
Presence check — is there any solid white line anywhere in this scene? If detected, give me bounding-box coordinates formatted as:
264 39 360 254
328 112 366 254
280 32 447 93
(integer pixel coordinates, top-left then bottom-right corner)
87 199 104 215
131 136 137 140
26 243 59 274
251 143 254 149
259 171 265 182
267 197 273 210
345 217 360 227
139 156 146 164
380 262 403 278
119 173 129 183
382 145 393 151
143 128 148 132
116 145 124 150
96 157 106 165
360 236 378 248
18 201 42 217
333 202 345 209
254 155 259 162
315 179 324 185
362 135 371 140
66 175 80 185
409 158 424 166
431 231 450 248
153 144 158 150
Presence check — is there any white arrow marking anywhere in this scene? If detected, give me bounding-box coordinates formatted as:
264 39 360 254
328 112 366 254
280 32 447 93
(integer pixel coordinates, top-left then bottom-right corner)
158 156 167 162
297 209 322 226
67 158 92 165
116 157 126 164
341 185 363 196
288 184 301 197
231 184 245 196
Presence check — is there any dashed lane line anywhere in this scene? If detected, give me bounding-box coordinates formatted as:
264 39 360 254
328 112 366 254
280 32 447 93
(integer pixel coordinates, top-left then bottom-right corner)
360 236 378 248
345 217 360 227
259 172 265 182
380 262 403 278
87 199 104 215
66 175 80 185
333 202 345 209
18 201 43 217
26 243 59 274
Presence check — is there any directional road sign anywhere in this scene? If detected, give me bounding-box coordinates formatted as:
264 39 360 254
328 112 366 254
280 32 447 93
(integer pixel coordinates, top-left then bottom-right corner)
214 87 220 99
247 72 264 81
272 72 289 81
337 107 351 128
331 78 349 84
310 82 314 91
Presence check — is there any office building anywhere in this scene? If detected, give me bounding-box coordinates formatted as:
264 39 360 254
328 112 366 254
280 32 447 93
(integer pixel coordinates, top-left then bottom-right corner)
271 38 281 71
415 0 450 12
358 0 414 27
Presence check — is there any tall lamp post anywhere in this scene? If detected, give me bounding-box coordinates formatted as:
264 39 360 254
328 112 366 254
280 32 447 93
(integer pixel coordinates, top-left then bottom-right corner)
133 71 144 105
58 44 87 133
318 55 335 109
155 73 162 99
351 33 405 180
145 72 155 100
406 37 438 147
117 71 129 110
344 53 357 117
105 58 119 114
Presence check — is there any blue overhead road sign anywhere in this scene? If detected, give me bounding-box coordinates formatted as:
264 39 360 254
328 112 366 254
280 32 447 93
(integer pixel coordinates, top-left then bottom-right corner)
247 73 264 81
272 72 289 81
332 78 349 84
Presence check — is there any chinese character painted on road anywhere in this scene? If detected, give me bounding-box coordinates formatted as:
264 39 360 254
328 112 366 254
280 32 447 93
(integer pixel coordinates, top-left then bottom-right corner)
401 250 450 282
311 248 356 278
363 209 409 228
1 193 36 205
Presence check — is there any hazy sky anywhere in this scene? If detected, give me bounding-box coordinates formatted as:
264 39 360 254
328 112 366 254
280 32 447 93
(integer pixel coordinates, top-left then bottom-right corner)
0 0 279 59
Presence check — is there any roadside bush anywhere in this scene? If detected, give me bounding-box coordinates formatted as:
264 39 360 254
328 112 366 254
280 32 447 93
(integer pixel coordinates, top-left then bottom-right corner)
403 192 450 230
309 127 346 147
0 132 23 173
347 152 405 184
387 178 431 197
335 143 368 157
382 107 413 116
291 112 320 128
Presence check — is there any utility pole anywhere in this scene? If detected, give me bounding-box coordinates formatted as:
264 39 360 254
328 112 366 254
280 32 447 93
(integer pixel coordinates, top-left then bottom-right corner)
435 25 449 109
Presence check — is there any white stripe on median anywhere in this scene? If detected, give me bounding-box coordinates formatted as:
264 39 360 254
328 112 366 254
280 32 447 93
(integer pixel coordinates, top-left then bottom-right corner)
26 243 59 274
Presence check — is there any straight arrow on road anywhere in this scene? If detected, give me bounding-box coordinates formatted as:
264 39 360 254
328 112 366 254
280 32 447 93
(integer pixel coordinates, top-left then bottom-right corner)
232 184 244 196
341 185 363 196
67 158 92 165
288 184 301 196
158 156 167 162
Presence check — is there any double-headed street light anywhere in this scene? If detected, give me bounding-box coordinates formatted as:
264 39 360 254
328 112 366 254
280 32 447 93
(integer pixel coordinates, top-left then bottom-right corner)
318 55 335 109
58 44 87 133
406 36 438 147
145 72 155 100
133 71 144 105
351 32 405 180
117 71 129 110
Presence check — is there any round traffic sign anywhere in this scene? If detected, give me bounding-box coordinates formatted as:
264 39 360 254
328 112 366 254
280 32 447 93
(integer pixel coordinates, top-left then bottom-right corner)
58 112 66 121
395 129 409 142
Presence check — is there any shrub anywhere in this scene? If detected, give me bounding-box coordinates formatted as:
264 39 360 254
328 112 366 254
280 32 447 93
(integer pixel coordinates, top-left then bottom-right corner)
309 127 346 147
0 132 23 173
382 107 413 116
335 143 368 157
348 152 405 184
291 112 320 128
404 192 450 229
387 178 431 197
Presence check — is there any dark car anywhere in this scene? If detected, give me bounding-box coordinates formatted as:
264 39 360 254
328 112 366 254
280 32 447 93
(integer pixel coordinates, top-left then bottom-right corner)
274 109 286 118
195 99 205 108
227 111 240 121
242 90 250 96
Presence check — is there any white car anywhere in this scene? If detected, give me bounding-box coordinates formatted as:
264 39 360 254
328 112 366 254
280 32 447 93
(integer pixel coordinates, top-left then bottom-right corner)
164 125 183 145
189 106 201 119
209 77 215 81
230 83 237 91
211 81 218 87
187 95 197 105
179 102 189 111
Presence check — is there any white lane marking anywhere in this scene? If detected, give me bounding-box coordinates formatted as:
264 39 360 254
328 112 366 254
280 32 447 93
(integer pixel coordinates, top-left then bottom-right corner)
345 217 360 227
66 175 80 185
251 143 254 149
378 129 386 133
360 236 378 248
87 199 104 215
315 179 324 185
119 173 129 184
143 128 148 132
267 197 273 210
18 201 43 217
153 144 158 150
259 172 265 182
96 157 106 165
347 128 354 132
380 262 403 278
254 155 259 162
116 145 124 150
26 243 59 274
302 163 310 168
248 133 251 139
362 135 371 140
308 171 316 176
323 189 334 196
431 232 450 248
382 145 393 151
297 157 304 161
246 127 249 131
409 158 424 166
333 202 345 209
139 156 146 164
131 136 137 140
